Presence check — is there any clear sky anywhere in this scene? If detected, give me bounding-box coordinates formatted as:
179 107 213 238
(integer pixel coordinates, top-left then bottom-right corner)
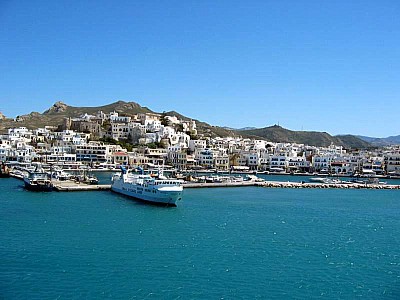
0 0 399 137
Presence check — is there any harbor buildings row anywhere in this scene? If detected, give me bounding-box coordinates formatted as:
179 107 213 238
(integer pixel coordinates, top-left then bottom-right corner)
1 129 400 176
1 111 400 176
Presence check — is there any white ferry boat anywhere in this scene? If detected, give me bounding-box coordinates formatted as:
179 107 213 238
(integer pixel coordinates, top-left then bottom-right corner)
23 165 53 191
111 167 184 206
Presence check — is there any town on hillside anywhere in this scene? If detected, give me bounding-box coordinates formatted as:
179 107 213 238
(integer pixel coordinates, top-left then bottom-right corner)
1 110 400 177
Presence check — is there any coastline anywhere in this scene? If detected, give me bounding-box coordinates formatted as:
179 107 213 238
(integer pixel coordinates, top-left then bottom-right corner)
7 171 400 191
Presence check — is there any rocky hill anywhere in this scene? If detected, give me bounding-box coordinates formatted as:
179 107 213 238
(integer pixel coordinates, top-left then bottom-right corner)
43 100 152 117
0 101 152 132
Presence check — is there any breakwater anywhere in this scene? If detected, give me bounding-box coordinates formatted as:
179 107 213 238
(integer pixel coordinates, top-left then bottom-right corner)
184 180 400 190
184 181 258 188
260 181 400 190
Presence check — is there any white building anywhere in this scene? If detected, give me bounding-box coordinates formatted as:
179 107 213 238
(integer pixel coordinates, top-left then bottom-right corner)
145 120 162 132
196 149 215 168
109 111 131 123
189 140 207 152
75 142 109 162
269 155 288 172
385 153 400 174
312 155 333 172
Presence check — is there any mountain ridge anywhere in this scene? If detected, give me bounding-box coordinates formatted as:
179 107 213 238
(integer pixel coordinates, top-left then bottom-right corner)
236 125 371 148
357 135 400 146
0 100 372 148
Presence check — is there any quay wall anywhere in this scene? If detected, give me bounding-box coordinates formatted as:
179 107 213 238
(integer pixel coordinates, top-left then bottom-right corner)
260 181 400 190
8 171 400 190
184 180 400 190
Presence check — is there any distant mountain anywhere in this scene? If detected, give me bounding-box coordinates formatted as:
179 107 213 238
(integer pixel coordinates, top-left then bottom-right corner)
358 135 400 146
334 135 372 149
386 135 400 144
239 125 371 148
223 126 257 131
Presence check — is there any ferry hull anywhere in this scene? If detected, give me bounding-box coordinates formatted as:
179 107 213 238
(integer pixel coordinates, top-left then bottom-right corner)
24 180 53 192
111 185 182 206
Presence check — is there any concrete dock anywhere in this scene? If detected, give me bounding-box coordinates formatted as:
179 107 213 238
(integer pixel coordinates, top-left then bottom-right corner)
52 181 111 191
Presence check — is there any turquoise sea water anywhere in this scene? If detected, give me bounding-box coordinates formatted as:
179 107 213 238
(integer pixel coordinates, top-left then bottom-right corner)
1 177 400 299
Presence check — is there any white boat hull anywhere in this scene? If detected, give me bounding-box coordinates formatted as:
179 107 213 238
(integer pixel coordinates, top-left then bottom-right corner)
111 181 183 206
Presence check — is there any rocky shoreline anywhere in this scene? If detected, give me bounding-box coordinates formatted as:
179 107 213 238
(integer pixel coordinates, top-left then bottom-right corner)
260 181 400 190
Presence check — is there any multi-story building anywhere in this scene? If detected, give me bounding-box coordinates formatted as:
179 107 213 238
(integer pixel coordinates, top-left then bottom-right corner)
145 120 162 132
269 155 287 172
196 149 215 168
214 154 229 171
109 111 131 123
361 157 385 175
146 148 168 165
69 119 101 136
330 160 354 175
113 151 129 165
0 145 11 162
189 140 207 152
167 150 188 170
46 153 77 164
385 153 400 175
128 152 149 167
287 156 308 173
312 155 332 173
111 123 130 140
75 141 108 162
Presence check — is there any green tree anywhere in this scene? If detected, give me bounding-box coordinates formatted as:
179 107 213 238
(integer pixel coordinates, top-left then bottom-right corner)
160 112 169 126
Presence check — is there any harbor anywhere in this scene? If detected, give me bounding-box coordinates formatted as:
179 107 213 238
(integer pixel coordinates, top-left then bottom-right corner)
7 169 400 191
3 174 400 300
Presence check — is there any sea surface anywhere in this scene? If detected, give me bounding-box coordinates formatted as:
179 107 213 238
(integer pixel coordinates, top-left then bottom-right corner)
1 177 400 299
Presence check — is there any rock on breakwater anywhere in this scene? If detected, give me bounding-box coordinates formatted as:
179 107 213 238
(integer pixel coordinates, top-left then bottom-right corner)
261 181 400 190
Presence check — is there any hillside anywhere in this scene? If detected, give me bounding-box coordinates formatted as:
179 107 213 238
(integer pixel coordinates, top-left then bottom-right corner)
163 110 237 138
0 101 153 132
334 135 372 149
0 101 372 148
0 101 236 138
240 125 371 148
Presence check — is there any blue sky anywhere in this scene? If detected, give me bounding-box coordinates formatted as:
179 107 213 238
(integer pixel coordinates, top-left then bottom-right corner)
0 0 399 137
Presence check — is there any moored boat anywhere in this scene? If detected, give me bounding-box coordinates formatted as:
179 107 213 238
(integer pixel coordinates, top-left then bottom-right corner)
23 165 53 191
309 177 330 183
309 177 342 184
111 167 183 206
0 162 10 178
51 166 72 181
